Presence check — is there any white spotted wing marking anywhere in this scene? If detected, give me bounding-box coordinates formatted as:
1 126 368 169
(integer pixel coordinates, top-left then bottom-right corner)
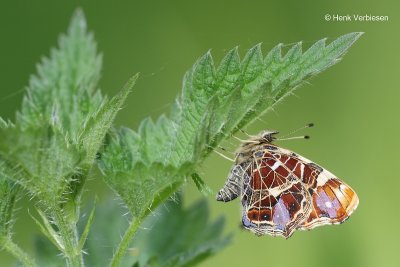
270 161 280 171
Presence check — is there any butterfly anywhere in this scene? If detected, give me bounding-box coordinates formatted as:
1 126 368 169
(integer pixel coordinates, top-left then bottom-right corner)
216 130 359 238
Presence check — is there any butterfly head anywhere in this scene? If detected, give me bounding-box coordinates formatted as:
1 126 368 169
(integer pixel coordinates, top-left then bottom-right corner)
260 130 279 143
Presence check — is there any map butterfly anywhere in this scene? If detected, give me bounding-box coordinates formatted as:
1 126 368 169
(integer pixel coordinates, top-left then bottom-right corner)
216 129 359 238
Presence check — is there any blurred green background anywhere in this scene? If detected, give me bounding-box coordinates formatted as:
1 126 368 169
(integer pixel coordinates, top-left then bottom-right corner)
1 0 399 266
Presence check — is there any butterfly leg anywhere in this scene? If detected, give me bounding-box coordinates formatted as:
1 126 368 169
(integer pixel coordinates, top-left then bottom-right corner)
216 164 245 202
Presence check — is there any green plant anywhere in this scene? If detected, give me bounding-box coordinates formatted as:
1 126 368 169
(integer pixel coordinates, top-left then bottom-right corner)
0 9 362 267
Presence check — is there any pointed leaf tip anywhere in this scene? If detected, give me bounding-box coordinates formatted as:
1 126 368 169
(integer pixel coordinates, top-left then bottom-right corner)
69 8 87 32
198 50 214 66
121 73 139 96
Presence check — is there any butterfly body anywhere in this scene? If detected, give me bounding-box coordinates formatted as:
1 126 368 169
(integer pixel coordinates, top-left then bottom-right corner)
216 131 359 238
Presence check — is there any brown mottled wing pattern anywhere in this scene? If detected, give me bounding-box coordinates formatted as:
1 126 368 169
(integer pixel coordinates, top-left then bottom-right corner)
241 144 358 238
301 177 359 230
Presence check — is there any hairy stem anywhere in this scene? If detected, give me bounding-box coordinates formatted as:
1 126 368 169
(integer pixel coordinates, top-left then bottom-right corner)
49 204 84 267
109 217 143 267
1 237 37 267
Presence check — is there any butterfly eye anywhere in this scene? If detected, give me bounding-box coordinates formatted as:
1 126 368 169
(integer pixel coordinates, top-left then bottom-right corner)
252 214 257 220
254 151 264 157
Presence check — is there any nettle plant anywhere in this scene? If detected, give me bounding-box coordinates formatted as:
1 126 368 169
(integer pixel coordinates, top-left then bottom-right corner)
0 10 361 267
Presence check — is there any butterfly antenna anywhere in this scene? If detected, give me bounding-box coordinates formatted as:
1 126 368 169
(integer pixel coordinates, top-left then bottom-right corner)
279 123 314 139
217 145 235 155
277 135 310 141
214 150 235 162
207 144 235 162
233 135 248 143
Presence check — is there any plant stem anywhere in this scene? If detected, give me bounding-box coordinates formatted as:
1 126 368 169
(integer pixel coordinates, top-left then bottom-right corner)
109 217 142 267
50 205 84 267
2 237 37 267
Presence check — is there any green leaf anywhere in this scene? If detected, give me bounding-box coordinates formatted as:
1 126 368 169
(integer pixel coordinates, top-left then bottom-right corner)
83 195 229 267
0 162 36 266
132 194 232 267
0 9 135 265
63 74 136 219
101 158 193 218
0 8 103 202
101 131 194 266
79 74 138 169
17 9 102 135
102 32 363 200
0 125 82 201
0 7 135 209
101 33 362 265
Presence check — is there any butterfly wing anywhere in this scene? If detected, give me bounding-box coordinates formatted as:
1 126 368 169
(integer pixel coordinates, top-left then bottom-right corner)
300 175 359 230
267 145 359 231
241 148 313 238
241 144 358 238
